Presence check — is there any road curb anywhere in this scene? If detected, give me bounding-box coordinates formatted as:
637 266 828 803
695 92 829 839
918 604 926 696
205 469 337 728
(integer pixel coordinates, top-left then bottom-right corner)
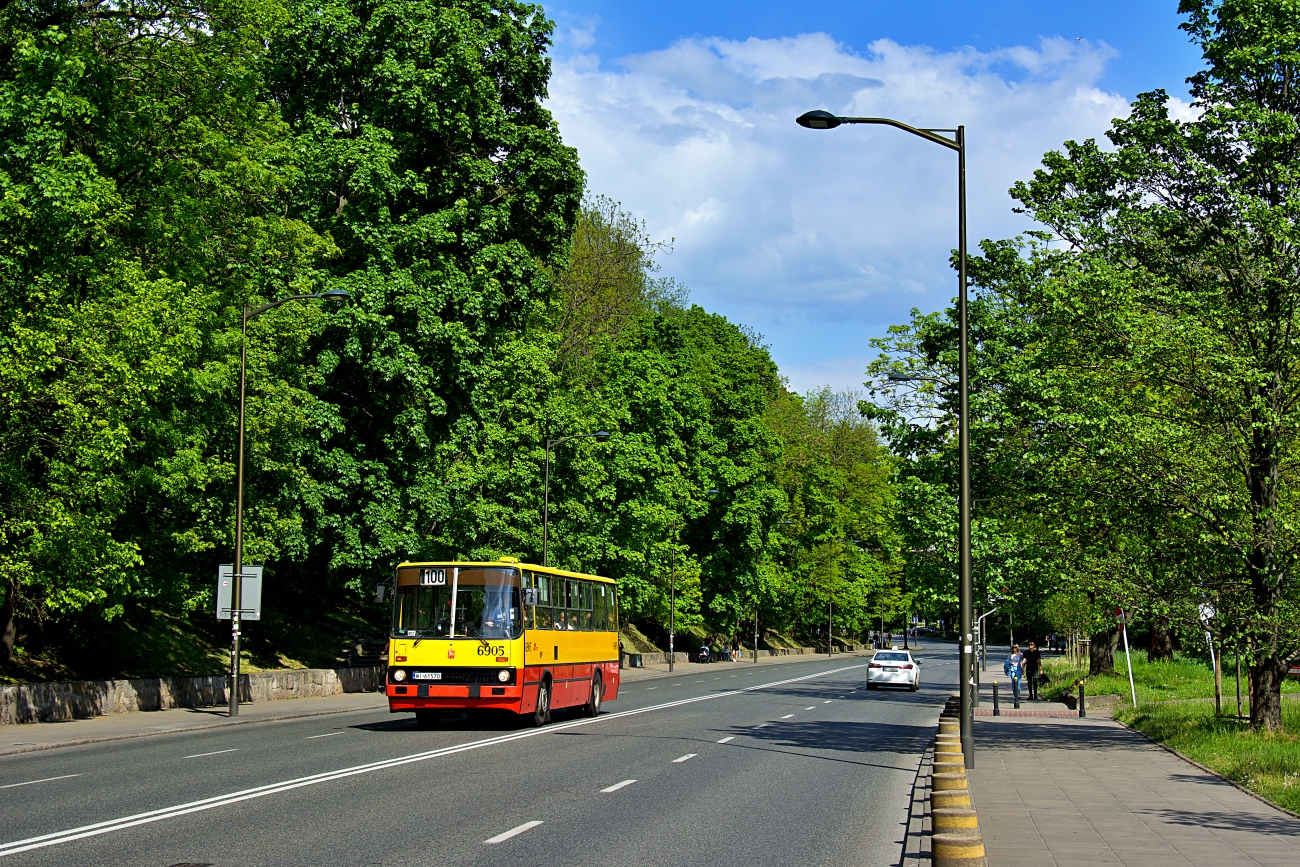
932 695 987 867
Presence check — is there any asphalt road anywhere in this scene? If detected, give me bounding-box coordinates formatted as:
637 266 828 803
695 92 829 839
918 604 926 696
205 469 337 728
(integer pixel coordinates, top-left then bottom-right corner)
0 645 958 866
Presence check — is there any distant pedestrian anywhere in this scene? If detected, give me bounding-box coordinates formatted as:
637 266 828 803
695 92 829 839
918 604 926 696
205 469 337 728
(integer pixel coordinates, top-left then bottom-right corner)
1024 641 1042 700
1004 644 1024 703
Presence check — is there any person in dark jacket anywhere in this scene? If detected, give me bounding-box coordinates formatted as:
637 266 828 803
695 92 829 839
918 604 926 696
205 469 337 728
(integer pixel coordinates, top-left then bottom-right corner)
1024 641 1043 700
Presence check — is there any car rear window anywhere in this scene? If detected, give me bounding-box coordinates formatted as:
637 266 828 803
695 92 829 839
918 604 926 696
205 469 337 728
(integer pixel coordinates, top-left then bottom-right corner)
874 652 910 662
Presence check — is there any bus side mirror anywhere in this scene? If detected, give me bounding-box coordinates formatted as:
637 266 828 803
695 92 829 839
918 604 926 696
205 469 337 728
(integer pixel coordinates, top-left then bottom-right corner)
374 583 387 603
524 588 539 606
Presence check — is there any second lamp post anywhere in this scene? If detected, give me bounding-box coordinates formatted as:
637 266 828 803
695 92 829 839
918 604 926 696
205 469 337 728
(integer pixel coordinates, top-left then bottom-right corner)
229 288 349 718
796 109 973 769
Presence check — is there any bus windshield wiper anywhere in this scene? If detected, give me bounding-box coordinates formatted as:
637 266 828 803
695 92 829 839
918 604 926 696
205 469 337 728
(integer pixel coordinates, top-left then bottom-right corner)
412 626 443 647
467 625 491 649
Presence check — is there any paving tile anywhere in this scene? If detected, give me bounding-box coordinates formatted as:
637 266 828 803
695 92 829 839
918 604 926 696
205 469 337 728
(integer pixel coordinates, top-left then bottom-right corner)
970 715 1300 866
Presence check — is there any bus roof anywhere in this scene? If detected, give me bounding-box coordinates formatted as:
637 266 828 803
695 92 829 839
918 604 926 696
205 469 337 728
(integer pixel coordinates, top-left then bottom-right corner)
395 560 614 584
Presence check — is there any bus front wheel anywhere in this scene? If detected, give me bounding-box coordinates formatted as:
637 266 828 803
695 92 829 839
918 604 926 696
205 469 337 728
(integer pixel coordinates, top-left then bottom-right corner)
585 671 603 717
532 680 552 727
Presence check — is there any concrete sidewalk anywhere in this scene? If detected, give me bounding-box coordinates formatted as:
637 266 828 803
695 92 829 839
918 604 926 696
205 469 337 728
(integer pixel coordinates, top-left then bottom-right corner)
968 714 1300 866
0 691 389 758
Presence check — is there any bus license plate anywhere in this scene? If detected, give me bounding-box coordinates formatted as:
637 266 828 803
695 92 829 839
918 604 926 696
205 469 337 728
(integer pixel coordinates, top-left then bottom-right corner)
412 672 442 680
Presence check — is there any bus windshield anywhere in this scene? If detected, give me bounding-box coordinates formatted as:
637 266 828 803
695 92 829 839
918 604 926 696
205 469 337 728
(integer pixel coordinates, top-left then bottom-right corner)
392 567 522 640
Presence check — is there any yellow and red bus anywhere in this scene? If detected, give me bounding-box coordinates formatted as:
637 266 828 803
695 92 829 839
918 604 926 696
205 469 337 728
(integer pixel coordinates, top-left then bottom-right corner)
385 558 620 727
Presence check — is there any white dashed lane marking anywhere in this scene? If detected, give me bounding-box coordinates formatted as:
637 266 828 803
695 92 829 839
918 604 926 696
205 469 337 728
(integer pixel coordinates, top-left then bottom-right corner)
484 821 543 844
781 714 794 719
600 780 637 793
0 775 80 790
305 732 343 740
672 754 697 763
183 749 238 759
716 736 735 744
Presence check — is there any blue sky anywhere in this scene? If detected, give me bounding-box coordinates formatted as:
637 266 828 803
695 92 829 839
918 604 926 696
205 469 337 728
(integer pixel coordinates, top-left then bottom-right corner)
540 2 1205 393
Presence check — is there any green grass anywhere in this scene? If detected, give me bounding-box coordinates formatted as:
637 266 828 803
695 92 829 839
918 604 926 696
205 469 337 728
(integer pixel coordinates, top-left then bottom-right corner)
1116 700 1300 815
1041 652 1299 705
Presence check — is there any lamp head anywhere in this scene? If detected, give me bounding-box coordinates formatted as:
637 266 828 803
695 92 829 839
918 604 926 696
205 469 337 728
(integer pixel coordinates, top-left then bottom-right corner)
887 373 914 382
319 289 350 301
796 110 842 130
593 430 610 439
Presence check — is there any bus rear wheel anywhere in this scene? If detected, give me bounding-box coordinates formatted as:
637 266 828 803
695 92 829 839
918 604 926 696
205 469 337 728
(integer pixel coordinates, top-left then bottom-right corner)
585 671 603 717
531 680 552 727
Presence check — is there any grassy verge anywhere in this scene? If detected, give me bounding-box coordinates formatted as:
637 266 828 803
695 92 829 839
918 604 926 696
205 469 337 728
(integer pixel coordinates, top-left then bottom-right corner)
1040 651 1298 705
1116 701 1300 815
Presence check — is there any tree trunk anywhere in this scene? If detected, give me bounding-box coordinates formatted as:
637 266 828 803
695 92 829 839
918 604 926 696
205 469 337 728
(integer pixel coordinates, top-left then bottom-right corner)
0 580 14 665
1089 628 1118 675
1148 619 1173 663
1248 658 1285 730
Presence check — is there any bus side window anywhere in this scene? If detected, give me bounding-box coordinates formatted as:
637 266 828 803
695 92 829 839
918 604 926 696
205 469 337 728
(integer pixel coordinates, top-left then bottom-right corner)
551 577 566 631
610 586 618 631
593 584 607 632
580 581 593 630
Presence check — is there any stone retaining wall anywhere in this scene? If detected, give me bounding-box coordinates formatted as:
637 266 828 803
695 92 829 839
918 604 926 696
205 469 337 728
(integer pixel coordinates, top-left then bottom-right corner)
0 665 384 725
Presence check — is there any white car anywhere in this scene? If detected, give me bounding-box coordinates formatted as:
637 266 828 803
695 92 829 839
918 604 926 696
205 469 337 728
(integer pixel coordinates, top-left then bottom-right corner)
867 650 920 691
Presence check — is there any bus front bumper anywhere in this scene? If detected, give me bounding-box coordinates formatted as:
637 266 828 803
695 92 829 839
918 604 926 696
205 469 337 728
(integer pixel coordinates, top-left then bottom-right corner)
387 682 523 712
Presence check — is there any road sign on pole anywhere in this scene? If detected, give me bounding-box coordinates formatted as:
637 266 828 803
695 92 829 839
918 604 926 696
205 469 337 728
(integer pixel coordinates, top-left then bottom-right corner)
217 565 263 620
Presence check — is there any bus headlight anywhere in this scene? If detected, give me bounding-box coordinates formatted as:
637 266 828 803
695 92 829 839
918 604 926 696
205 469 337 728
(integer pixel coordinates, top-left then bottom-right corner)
497 669 511 683
392 669 407 682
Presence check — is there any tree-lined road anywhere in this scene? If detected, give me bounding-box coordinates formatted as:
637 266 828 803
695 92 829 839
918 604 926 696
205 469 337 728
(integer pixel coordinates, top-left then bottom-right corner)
0 649 957 866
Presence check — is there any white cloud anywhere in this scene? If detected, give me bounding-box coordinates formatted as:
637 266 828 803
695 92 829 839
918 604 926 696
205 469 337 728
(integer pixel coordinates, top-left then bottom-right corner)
546 31 1129 393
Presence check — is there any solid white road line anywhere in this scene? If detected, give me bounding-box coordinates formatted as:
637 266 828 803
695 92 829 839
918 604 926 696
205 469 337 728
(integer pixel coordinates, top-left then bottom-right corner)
305 732 343 740
0 775 81 790
781 714 794 719
0 663 863 859
672 754 697 763
183 749 238 759
600 780 637 793
716 736 734 744
484 821 543 844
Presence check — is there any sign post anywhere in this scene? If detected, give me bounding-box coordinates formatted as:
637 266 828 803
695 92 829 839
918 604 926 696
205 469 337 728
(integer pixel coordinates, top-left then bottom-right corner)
1116 606 1137 708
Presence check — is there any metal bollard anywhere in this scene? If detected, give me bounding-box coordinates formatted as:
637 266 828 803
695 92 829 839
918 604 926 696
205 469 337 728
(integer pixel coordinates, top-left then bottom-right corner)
1013 677 1020 710
1079 681 1086 718
992 680 1000 716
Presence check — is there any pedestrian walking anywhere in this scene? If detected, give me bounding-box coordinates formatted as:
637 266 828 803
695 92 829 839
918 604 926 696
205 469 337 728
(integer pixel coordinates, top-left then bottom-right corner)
1024 640 1042 700
1004 644 1024 703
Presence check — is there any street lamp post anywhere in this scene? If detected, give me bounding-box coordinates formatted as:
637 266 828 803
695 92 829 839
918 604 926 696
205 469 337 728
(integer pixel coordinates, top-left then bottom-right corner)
230 288 349 718
542 431 610 567
797 109 973 769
